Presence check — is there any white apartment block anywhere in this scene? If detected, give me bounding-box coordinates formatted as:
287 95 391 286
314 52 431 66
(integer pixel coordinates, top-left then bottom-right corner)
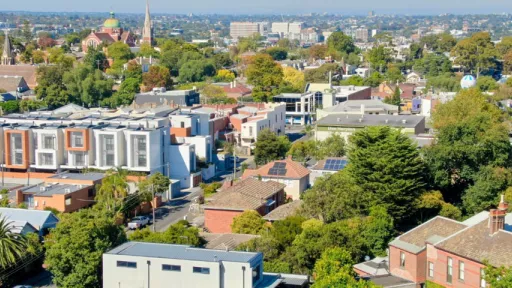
230 22 268 39
271 22 305 40
103 242 308 288
238 103 286 149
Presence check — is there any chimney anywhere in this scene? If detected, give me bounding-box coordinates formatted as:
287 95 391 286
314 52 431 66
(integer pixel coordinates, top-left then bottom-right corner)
230 82 233 89
489 195 508 235
234 81 237 88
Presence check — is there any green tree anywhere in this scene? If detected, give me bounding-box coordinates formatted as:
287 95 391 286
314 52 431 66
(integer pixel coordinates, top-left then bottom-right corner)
287 140 316 162
246 54 284 102
424 88 511 203
484 263 512 287
327 32 356 54
266 47 288 61
138 172 170 208
96 169 129 212
254 129 291 165
463 166 512 214
63 65 114 107
365 45 393 72
143 66 173 90
214 69 235 82
313 247 354 280
304 63 339 83
316 134 347 159
347 126 426 226
363 206 394 257
476 76 499 92
44 209 127 288
383 86 401 108
65 33 81 45
0 189 9 207
0 217 27 268
0 101 20 114
83 46 107 71
35 65 70 109
107 42 134 70
231 210 267 234
363 72 384 87
138 43 159 58
212 53 233 69
413 53 452 77
416 191 462 222
129 221 203 246
179 60 216 83
385 65 404 83
451 32 498 76
340 75 365 86
21 20 33 43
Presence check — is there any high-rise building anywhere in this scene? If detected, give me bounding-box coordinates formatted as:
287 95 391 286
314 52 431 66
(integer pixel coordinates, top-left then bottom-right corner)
271 22 303 39
1 32 15 65
355 28 369 42
230 22 268 39
368 10 375 17
141 0 154 46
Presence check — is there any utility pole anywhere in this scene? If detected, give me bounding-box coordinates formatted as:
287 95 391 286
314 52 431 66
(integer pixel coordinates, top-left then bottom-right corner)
152 184 156 232
232 146 236 181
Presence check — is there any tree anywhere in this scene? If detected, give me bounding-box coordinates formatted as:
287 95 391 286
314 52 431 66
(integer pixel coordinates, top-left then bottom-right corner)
424 89 511 203
129 221 203 246
179 60 216 83
301 171 367 223
119 77 141 94
47 47 74 68
21 20 33 43
0 101 20 114
504 51 512 74
383 86 401 108
65 33 81 45
340 75 364 86
96 169 129 212
83 46 107 71
484 263 512 287
107 42 134 70
124 62 143 82
417 191 462 222
143 66 172 91
0 217 27 268
214 69 235 82
309 44 328 60
462 166 512 214
0 189 9 207
451 32 498 76
365 45 393 72
496 36 512 56
363 206 394 257
35 65 70 109
476 76 500 92
266 47 288 61
32 50 45 64
364 72 384 87
282 67 305 93
412 53 452 77
44 209 127 288
246 54 284 102
327 32 356 54
347 126 426 226
37 33 55 49
385 65 404 83
138 43 159 58
63 65 114 107
304 63 339 83
212 53 233 69
420 33 456 52
313 247 354 280
287 140 316 162
200 84 231 104
316 133 346 159
231 210 267 234
254 129 291 165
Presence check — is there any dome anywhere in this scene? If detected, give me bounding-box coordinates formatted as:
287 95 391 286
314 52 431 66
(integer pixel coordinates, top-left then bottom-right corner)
103 12 120 29
460 75 476 89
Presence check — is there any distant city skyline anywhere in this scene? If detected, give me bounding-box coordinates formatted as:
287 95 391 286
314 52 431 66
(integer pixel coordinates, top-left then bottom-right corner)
1 0 512 15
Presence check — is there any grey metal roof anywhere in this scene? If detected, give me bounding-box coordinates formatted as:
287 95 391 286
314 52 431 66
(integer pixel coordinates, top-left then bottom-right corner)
106 242 262 263
316 114 425 128
322 100 398 113
0 208 58 230
49 172 105 181
388 238 424 254
22 184 87 197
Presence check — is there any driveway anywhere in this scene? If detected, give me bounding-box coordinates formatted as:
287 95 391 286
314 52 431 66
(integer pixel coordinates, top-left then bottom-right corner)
150 187 203 232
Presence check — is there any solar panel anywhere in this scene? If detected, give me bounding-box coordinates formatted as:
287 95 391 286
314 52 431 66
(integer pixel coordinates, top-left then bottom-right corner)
323 159 348 171
268 167 287 176
273 162 286 169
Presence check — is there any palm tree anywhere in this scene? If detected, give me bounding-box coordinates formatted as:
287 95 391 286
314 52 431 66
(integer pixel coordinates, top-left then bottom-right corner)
0 216 27 268
96 168 129 211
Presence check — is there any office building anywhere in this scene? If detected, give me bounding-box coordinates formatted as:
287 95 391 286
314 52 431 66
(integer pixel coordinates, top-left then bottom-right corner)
230 22 269 39
135 88 200 107
355 28 369 42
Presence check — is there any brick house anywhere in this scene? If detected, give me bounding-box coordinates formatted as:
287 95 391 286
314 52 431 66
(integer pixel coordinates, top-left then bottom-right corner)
242 157 310 200
354 197 512 288
203 178 285 233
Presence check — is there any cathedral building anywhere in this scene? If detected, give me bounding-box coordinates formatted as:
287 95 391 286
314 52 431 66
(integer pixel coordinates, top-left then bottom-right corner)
1 33 15 65
140 0 155 46
81 12 135 53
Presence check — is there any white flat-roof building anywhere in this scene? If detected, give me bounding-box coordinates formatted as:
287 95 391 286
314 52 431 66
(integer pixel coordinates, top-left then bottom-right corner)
103 242 309 288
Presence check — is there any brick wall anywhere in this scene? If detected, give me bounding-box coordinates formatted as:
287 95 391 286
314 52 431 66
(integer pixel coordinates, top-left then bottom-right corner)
347 87 372 100
389 245 425 283
204 209 243 233
170 127 191 137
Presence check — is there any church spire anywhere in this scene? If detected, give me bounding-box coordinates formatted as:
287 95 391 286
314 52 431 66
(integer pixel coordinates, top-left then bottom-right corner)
1 31 15 65
141 0 153 46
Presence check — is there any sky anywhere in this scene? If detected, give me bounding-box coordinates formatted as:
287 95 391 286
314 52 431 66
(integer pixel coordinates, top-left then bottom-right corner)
1 0 512 15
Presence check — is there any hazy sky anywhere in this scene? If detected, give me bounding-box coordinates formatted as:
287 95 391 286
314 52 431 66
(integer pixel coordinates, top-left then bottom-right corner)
2 0 512 15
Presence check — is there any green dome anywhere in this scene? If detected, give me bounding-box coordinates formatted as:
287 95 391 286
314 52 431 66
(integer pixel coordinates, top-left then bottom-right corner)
104 12 120 28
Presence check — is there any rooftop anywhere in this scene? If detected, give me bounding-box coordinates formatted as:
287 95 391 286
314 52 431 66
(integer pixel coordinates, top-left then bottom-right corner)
48 172 105 182
21 183 89 197
200 233 259 250
263 200 303 222
311 157 348 172
320 99 398 114
316 114 425 129
106 242 262 263
242 158 311 180
0 208 58 230
204 178 285 211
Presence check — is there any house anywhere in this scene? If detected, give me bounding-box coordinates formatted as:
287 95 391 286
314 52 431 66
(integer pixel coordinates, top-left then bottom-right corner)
310 157 348 184
0 65 38 89
103 242 309 288
354 197 512 288
0 75 30 93
204 178 286 233
134 89 200 107
315 114 426 142
263 200 303 223
123 56 159 73
0 207 59 236
406 72 424 84
213 81 252 100
7 220 38 235
200 233 259 250
372 82 419 111
242 157 310 200
273 93 317 126
236 103 286 151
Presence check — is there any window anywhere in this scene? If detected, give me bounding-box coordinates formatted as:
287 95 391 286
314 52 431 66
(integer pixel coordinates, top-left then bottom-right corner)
162 264 181 271
249 127 253 137
65 197 71 206
42 135 55 149
106 154 115 166
103 135 115 166
180 122 185 128
117 261 137 268
193 267 210 274
400 252 406 268
428 262 434 278
11 134 23 165
104 135 114 151
71 132 83 148
447 257 453 283
480 268 486 288
134 136 147 167
75 153 85 166
459 261 465 281
40 153 53 166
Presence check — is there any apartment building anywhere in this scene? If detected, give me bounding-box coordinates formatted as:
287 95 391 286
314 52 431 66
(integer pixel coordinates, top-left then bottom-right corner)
354 197 512 288
273 93 317 126
271 22 303 39
355 28 369 42
230 22 269 39
103 242 309 288
234 103 286 149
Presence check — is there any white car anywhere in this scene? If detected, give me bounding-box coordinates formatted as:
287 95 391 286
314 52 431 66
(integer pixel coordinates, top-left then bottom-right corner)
127 216 150 230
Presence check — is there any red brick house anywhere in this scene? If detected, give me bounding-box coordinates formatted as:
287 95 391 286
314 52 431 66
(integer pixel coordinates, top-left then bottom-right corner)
354 197 512 288
82 12 135 53
203 178 286 233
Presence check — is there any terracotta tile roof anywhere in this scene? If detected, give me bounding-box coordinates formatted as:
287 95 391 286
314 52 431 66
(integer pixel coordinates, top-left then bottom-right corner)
263 200 302 221
435 219 512 267
200 233 259 250
0 65 37 88
204 178 285 211
92 33 115 43
223 84 252 96
390 217 467 254
242 158 310 180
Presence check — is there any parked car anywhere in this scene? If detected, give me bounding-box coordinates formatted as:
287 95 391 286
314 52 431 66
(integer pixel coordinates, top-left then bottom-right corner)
127 216 150 230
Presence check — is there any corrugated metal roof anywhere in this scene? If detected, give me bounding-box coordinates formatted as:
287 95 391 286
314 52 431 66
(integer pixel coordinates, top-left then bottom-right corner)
106 242 261 263
0 208 58 230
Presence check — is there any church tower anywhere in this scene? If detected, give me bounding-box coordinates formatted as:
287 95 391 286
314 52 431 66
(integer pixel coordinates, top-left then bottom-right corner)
141 0 154 46
1 32 15 65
